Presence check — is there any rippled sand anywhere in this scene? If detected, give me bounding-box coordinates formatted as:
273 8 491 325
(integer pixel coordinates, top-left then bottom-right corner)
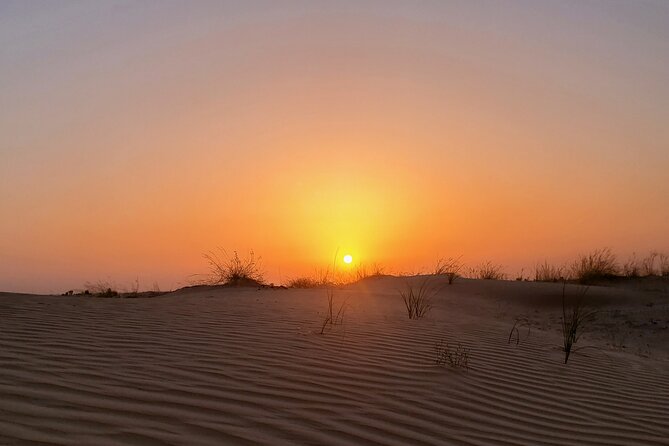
1 278 667 445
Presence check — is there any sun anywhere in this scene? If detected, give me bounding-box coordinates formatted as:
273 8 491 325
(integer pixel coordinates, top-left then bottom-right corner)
343 254 353 264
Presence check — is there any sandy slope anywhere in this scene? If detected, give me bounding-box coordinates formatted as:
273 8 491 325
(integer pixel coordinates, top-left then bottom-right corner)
1 278 668 445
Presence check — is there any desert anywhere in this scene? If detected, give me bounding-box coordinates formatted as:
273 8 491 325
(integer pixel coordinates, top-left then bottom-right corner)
1 273 668 445
2 2 668 444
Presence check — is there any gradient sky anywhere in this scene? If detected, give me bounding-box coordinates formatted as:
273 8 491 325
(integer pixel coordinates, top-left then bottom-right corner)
1 1 668 293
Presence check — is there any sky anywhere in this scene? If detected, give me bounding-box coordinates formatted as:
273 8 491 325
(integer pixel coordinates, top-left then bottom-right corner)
1 0 668 293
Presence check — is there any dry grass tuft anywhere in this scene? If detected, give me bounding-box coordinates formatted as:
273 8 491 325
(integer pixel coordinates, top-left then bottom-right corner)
660 253 669 277
622 253 641 278
320 288 346 334
641 251 659 276
399 278 434 319
202 249 264 286
534 261 566 282
287 277 322 288
354 262 386 282
435 341 470 369
84 280 119 297
469 261 506 280
570 248 618 283
561 284 597 364
434 256 463 284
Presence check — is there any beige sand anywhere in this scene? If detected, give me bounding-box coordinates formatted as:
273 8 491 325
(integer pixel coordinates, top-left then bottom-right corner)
1 278 668 445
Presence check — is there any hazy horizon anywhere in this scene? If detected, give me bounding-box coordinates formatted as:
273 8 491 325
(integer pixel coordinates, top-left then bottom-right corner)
2 1 668 294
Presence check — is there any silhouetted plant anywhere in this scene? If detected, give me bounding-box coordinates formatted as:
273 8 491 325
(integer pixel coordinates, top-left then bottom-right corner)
102 288 118 297
287 276 321 288
622 253 641 278
434 256 463 284
400 278 434 319
659 253 669 277
84 280 119 297
124 277 140 296
354 262 385 281
570 248 618 283
469 261 506 280
641 251 658 276
202 249 264 286
534 261 566 282
561 284 596 364
320 288 346 334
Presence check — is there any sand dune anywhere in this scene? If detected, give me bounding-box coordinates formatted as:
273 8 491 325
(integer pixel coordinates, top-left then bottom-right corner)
1 278 667 445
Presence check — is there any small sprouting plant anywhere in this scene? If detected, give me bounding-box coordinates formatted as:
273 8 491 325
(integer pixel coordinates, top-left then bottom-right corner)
435 341 470 369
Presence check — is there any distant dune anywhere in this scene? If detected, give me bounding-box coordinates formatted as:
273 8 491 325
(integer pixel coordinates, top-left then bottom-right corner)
1 277 667 445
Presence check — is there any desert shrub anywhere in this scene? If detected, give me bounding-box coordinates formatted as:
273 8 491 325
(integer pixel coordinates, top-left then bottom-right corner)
370 263 386 277
290 267 337 288
641 252 658 276
397 268 424 278
287 276 321 288
354 264 368 281
435 341 470 369
434 256 463 284
309 251 346 287
99 288 119 298
659 253 669 277
354 262 385 281
570 248 618 283
399 279 434 319
469 261 506 280
515 268 528 281
203 249 264 286
622 253 641 278
84 280 119 297
84 280 113 294
123 278 140 297
320 288 346 334
534 261 565 282
561 284 597 364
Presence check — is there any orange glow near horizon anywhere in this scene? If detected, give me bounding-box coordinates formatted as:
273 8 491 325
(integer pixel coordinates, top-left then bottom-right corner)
1 3 668 293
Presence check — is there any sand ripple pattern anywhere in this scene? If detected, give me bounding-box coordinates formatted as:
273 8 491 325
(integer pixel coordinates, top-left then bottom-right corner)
1 285 668 445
